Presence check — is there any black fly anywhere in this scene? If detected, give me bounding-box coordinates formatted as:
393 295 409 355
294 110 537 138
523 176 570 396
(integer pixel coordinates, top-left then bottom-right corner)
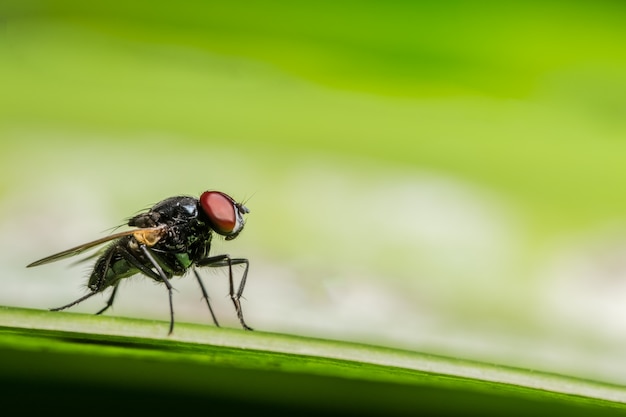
27 191 252 334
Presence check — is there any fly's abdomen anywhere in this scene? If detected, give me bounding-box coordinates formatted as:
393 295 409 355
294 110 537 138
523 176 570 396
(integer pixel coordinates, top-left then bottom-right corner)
88 245 138 292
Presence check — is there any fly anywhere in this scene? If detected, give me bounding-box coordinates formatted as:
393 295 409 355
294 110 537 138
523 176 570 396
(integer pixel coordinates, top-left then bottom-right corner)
27 190 252 334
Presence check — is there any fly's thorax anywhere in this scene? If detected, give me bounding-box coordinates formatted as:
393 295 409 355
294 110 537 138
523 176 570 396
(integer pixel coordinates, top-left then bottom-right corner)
146 219 209 254
128 211 161 228
128 196 199 229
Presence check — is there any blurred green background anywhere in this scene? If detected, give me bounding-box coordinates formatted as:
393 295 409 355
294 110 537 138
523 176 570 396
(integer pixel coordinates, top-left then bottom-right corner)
3 0 626 384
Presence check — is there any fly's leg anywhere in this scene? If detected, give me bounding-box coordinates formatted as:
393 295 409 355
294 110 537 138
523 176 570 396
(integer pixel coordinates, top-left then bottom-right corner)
95 283 119 315
89 245 172 322
193 267 220 327
50 291 100 311
51 244 118 313
112 244 177 335
137 245 176 335
196 255 252 331
48 239 177 334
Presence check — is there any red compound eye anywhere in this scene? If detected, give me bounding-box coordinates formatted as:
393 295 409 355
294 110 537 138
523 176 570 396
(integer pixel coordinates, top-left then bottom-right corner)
200 191 238 235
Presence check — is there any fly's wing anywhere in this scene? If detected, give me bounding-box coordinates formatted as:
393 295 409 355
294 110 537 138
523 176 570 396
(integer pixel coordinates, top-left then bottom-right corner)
27 226 166 267
69 246 109 267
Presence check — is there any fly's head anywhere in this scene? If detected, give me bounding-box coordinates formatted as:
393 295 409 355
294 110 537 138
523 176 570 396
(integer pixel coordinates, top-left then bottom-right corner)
199 191 249 241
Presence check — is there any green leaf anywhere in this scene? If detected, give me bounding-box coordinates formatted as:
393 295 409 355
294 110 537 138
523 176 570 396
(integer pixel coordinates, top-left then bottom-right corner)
1 306 625 415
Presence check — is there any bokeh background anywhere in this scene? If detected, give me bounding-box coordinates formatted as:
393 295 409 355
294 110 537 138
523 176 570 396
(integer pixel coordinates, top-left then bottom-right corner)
3 0 626 384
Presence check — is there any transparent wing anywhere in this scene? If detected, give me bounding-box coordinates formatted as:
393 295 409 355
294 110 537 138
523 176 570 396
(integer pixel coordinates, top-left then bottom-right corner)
27 226 166 267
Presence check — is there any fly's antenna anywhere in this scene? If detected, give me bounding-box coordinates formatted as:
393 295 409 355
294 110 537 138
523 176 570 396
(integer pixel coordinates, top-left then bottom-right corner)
240 191 257 207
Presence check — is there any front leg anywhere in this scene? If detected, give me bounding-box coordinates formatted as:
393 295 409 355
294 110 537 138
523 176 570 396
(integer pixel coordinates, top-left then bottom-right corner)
196 254 252 331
